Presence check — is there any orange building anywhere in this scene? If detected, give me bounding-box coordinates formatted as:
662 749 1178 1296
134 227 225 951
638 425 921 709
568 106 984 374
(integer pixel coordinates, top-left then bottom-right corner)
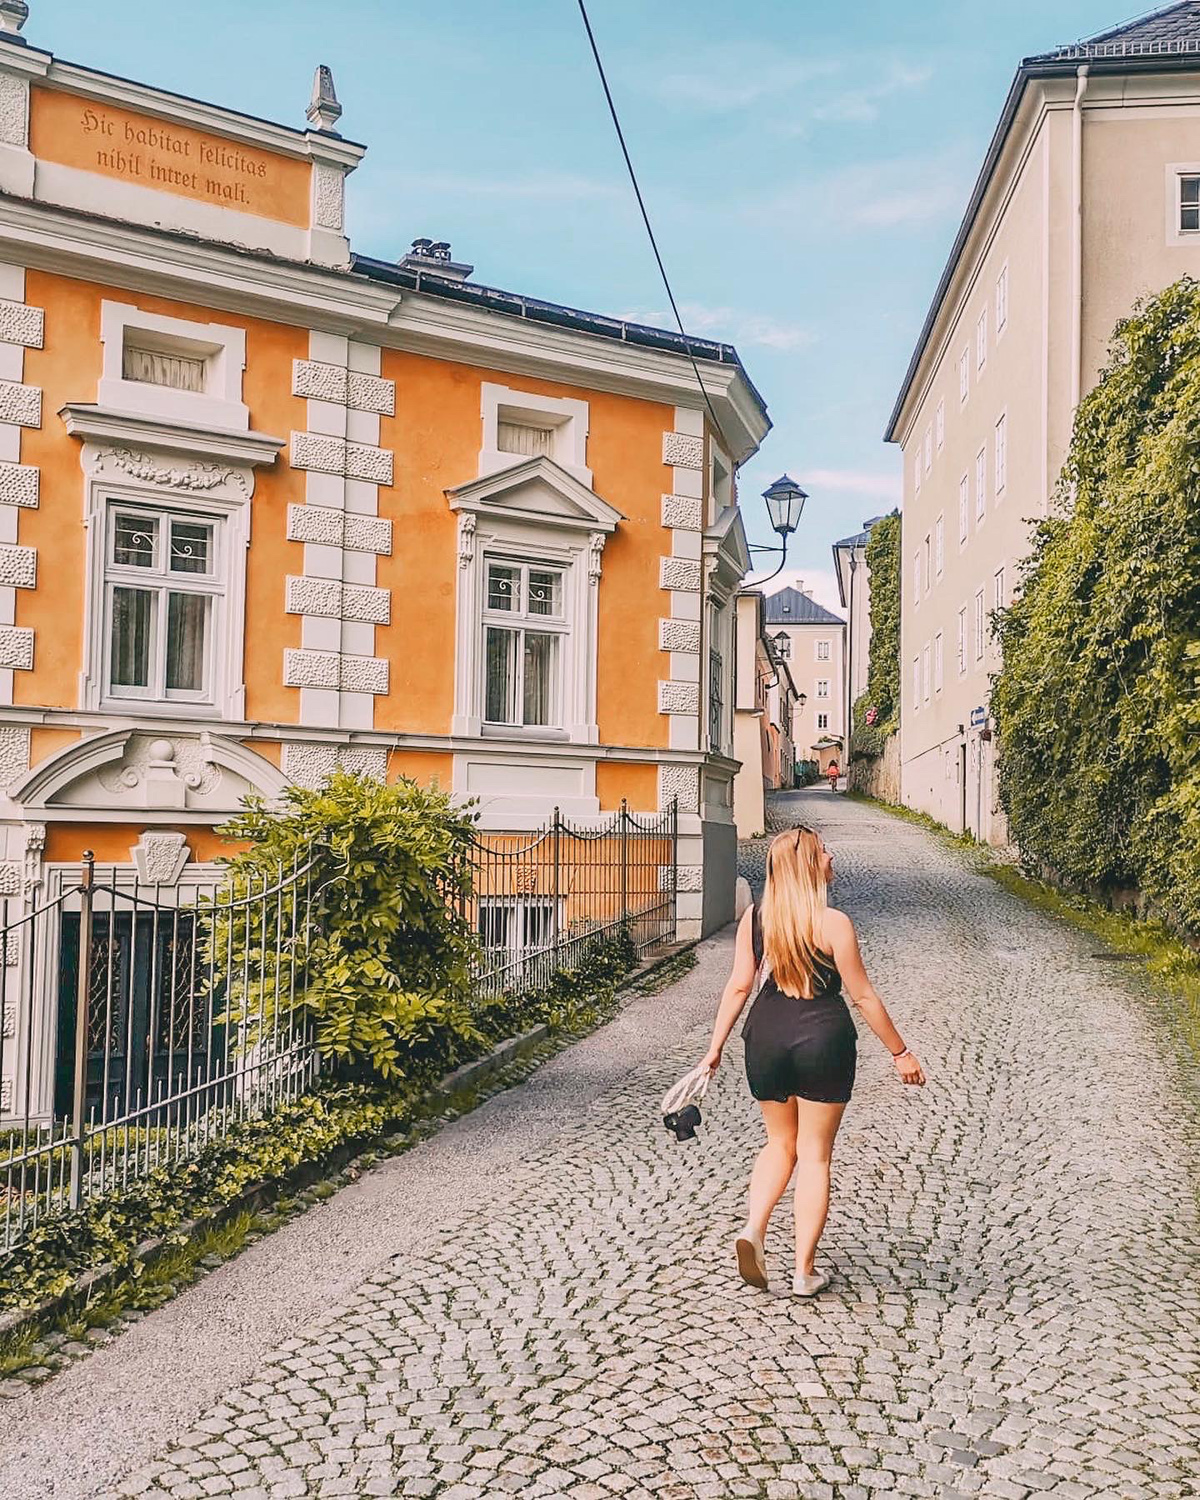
0 0 769 1083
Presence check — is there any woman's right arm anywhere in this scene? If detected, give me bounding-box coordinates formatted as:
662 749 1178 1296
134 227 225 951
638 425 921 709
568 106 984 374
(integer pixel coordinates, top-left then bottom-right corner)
825 908 926 1086
701 906 758 1072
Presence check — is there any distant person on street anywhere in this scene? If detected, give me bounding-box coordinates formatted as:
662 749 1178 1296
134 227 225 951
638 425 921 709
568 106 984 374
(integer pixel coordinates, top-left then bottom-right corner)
826 761 840 792
701 826 925 1295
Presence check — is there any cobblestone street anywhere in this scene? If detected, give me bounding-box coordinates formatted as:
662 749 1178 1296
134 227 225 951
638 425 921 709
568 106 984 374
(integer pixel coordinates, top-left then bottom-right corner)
3 790 1198 1500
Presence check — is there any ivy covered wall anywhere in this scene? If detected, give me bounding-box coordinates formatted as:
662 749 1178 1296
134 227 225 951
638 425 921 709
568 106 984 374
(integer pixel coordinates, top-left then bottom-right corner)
992 279 1200 934
851 510 901 759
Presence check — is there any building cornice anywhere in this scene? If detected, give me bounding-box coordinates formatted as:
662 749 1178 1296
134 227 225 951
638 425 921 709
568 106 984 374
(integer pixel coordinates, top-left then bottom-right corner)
59 404 285 468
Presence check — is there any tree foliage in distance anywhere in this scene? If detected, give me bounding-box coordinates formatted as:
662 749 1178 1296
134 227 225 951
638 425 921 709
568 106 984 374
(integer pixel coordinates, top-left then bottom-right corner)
851 510 901 758
216 772 483 1081
992 278 1200 933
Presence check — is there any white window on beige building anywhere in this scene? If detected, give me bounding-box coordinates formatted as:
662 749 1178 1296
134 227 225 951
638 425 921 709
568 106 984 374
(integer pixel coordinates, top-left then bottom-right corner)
922 643 931 703
914 454 922 495
913 549 921 606
923 533 931 595
995 262 1009 335
976 308 987 372
957 606 967 675
935 514 944 577
817 711 829 731
958 347 969 405
958 474 968 546
936 398 945 452
995 412 1008 496
974 588 986 661
816 678 830 699
975 446 987 523
993 565 1006 611
913 656 920 711
816 639 830 661
934 631 943 693
924 424 933 473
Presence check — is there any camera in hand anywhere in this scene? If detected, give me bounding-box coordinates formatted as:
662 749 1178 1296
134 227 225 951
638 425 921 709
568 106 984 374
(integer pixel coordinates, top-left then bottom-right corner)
663 1104 702 1141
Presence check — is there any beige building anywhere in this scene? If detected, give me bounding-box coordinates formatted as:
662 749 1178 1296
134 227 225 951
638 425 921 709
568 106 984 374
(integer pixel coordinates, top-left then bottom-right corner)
763 585 845 773
886 1 1200 839
733 590 798 836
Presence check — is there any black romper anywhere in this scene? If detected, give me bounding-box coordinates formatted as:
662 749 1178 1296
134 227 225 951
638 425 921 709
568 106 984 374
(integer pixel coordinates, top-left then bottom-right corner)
742 905 857 1105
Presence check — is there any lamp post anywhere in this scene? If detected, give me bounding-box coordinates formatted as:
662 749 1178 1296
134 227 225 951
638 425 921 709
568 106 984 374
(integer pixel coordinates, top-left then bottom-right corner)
750 474 808 586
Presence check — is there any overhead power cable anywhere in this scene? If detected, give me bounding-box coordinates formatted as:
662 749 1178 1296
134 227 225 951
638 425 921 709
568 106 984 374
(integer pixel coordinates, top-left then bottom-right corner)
575 0 731 453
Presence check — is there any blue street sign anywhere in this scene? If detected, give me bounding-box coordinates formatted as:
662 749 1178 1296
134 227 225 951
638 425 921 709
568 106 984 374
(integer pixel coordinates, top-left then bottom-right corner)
970 705 987 728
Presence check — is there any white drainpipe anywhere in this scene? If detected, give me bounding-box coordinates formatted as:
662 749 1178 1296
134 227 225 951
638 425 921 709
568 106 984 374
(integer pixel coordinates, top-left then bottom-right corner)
1071 63 1090 411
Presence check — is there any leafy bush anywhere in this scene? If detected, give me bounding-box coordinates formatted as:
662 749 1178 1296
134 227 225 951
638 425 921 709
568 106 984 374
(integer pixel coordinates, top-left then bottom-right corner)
217 772 483 1081
992 278 1200 933
851 511 901 758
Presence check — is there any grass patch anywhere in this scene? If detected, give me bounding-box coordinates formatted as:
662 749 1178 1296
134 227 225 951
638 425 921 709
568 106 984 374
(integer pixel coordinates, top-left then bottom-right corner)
850 790 1200 1068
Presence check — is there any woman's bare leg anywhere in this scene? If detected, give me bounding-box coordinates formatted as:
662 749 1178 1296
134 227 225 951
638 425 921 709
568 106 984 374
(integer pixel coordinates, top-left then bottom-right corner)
744 1098 798 1242
793 1099 847 1275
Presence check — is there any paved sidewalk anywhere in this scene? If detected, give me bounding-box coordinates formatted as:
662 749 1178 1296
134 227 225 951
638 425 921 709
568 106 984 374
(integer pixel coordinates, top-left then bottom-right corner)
3 790 1198 1499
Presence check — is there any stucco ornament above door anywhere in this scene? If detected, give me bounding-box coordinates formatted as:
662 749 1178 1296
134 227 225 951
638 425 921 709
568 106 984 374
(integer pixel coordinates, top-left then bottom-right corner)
10 730 290 819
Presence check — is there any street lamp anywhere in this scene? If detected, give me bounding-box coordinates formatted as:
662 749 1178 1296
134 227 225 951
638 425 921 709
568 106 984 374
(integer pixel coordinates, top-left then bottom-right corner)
751 474 809 585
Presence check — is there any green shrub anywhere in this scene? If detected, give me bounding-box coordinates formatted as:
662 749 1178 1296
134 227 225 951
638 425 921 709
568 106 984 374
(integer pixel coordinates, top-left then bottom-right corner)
851 511 900 758
992 278 1200 933
216 772 483 1082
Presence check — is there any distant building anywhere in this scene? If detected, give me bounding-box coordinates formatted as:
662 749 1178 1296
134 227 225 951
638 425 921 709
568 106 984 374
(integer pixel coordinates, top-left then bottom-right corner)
763 586 845 774
732 591 799 836
886 0 1200 841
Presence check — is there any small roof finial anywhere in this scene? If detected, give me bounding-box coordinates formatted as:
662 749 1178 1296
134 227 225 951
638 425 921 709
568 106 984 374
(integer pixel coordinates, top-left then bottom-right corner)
306 64 342 133
0 0 29 38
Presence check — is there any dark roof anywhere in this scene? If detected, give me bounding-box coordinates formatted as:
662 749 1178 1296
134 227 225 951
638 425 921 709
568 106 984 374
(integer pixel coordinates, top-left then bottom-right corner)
1038 0 1200 57
885 2 1200 441
353 254 766 398
763 587 845 626
833 513 889 551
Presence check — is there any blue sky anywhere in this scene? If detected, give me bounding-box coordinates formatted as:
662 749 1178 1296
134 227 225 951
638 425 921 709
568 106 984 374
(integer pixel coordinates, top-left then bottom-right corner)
40 0 1123 609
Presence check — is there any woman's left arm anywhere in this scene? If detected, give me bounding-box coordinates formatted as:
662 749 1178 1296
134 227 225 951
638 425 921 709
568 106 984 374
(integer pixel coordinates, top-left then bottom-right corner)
825 909 926 1086
701 907 759 1072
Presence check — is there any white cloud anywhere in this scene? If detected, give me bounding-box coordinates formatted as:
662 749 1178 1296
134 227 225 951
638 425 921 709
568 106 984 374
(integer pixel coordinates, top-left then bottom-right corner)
619 301 814 352
762 148 972 234
805 62 933 129
804 468 902 501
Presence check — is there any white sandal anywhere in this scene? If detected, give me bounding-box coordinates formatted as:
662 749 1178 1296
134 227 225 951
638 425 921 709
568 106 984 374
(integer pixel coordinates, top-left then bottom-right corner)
734 1229 768 1290
793 1269 831 1297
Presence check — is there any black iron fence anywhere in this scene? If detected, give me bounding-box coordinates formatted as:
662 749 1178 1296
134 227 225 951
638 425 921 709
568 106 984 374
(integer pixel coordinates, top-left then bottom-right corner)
0 800 677 1257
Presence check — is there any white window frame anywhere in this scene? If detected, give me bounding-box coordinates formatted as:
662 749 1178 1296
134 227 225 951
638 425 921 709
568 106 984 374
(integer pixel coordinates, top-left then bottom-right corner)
922 643 931 703
816 678 830 699
958 474 969 548
913 549 921 607
935 398 945 452
1165 162 1200 244
477 896 565 963
98 301 249 430
995 411 1008 498
934 631 943 693
993 565 1007 612
974 588 986 662
957 607 967 676
80 461 250 719
912 656 920 713
958 347 969 405
975 446 987 524
480 382 591 486
935 514 944 578
815 639 830 662
924 425 933 474
995 262 1009 336
481 557 570 731
923 533 931 595
975 307 987 373
914 454 922 495
816 711 829 731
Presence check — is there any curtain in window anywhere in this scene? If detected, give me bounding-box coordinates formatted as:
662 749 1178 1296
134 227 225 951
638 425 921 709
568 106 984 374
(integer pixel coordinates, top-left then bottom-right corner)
166 593 208 692
123 345 207 392
111 588 153 688
497 421 554 458
522 633 555 725
486 627 518 723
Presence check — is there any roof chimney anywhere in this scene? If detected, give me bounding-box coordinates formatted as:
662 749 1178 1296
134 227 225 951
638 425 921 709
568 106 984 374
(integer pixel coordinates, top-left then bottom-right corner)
399 238 474 282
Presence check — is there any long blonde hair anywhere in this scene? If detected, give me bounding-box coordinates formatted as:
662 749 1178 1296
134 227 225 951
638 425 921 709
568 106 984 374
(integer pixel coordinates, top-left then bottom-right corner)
761 825 830 998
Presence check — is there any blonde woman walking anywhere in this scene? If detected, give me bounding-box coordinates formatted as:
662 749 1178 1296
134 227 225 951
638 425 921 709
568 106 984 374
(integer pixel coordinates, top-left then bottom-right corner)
702 826 925 1295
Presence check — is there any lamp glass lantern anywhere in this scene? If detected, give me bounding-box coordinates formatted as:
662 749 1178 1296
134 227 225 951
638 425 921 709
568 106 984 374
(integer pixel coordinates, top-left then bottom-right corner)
763 474 809 538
